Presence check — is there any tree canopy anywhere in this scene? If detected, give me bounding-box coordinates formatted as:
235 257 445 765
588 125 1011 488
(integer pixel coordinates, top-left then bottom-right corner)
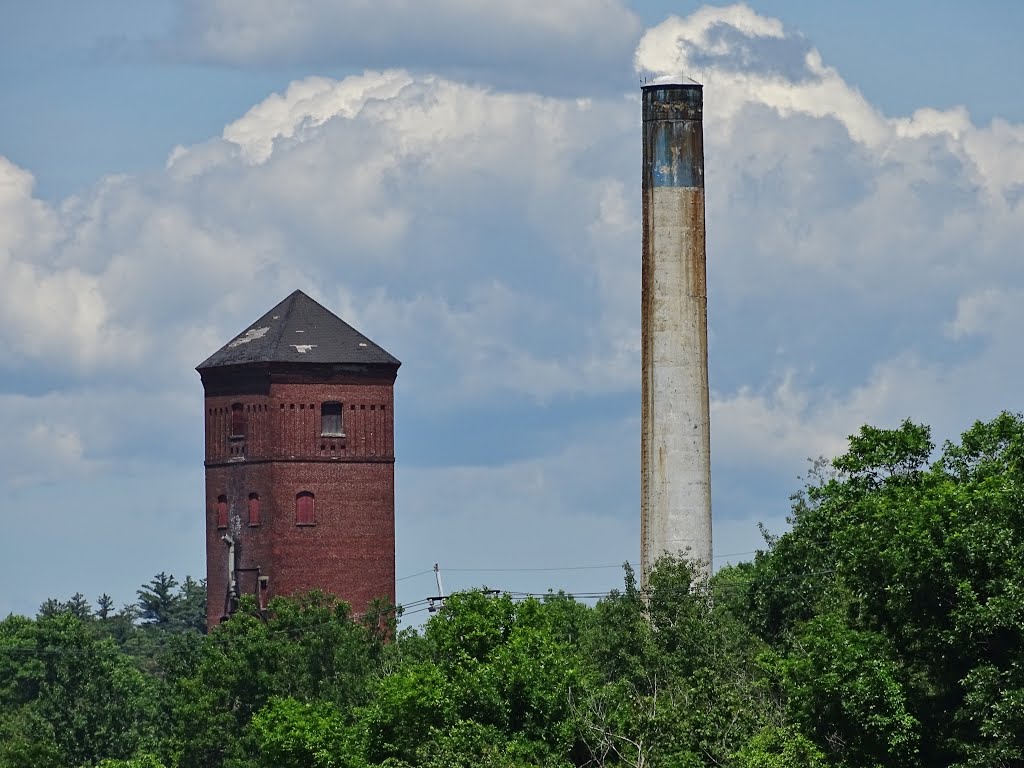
1 413 1023 767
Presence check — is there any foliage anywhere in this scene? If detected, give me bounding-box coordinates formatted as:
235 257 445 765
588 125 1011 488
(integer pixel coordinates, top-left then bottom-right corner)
362 590 587 766
2 413 1024 766
160 591 386 767
731 725 830 768
249 697 363 768
135 573 206 633
137 573 180 625
747 412 1024 766
0 612 159 767
37 592 93 621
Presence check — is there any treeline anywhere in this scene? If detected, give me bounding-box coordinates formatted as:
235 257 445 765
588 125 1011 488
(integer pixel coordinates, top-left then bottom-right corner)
37 572 207 631
2 414 1024 767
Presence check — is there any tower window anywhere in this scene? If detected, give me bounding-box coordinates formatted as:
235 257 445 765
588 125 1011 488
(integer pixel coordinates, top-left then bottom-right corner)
248 493 261 527
321 402 344 436
295 491 315 526
230 403 246 438
216 495 228 529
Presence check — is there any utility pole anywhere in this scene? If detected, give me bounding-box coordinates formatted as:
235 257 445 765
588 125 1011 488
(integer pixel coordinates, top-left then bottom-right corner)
428 563 446 613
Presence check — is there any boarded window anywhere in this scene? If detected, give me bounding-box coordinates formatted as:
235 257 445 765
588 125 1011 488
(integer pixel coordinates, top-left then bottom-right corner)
230 403 246 438
248 493 261 527
295 491 315 526
216 495 228 529
321 402 344 436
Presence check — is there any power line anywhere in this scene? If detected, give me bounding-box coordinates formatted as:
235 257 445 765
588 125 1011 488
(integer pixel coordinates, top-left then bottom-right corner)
443 564 630 573
404 551 761 578
713 550 760 560
495 569 838 600
2 567 834 655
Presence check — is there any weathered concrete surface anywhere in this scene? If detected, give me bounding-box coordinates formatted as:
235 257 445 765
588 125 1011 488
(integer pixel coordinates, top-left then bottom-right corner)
641 84 712 583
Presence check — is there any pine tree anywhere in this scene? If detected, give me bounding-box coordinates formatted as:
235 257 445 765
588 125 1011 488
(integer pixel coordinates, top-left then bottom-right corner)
136 573 179 625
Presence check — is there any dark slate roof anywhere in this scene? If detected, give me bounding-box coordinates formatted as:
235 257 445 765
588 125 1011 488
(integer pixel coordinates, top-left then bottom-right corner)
197 290 400 370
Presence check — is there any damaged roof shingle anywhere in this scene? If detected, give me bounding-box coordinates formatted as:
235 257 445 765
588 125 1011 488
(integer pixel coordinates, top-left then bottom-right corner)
197 290 400 370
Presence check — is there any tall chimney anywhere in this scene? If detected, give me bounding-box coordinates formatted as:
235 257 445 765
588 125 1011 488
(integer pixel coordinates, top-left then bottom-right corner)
640 83 712 584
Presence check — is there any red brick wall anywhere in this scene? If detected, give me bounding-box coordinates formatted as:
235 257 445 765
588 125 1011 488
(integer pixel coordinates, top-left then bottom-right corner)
205 462 275 624
204 375 396 629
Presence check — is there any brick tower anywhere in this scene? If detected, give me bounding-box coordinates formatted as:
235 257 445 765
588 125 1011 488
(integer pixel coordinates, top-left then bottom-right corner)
196 290 400 628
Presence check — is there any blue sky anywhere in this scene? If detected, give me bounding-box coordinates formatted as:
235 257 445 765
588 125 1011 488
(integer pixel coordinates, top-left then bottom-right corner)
1 1 1023 621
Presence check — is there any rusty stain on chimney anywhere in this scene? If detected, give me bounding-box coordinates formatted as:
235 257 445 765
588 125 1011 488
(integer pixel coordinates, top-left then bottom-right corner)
640 83 712 584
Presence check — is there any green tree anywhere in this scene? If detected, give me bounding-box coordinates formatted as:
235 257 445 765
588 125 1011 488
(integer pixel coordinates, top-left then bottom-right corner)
362 590 588 766
96 756 167 768
249 697 364 768
36 593 93 621
170 576 207 634
575 557 772 767
160 592 385 768
95 594 115 621
2 414 1021 768
0 612 158 767
732 725 830 768
137 573 179 625
747 413 1024 767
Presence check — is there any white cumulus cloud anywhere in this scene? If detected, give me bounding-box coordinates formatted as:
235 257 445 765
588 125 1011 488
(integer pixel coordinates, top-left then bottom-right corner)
158 0 641 93
3 4 1024 616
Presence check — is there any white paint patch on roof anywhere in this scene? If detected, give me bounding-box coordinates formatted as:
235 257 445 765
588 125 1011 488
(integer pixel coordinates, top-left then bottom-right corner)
227 326 270 348
290 344 318 354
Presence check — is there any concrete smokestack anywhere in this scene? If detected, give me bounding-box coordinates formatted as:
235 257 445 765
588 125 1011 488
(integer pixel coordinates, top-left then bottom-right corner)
640 82 712 584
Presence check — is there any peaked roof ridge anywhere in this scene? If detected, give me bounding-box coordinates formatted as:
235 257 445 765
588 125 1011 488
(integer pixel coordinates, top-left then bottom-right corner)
196 289 400 370
264 289 299 353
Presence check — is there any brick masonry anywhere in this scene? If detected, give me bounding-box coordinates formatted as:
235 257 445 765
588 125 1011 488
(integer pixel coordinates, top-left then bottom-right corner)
202 372 397 628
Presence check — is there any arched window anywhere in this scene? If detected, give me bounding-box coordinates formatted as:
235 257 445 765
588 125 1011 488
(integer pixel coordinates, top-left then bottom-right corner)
230 403 246 438
295 491 315 526
321 401 344 436
248 493 261 527
216 495 228 529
